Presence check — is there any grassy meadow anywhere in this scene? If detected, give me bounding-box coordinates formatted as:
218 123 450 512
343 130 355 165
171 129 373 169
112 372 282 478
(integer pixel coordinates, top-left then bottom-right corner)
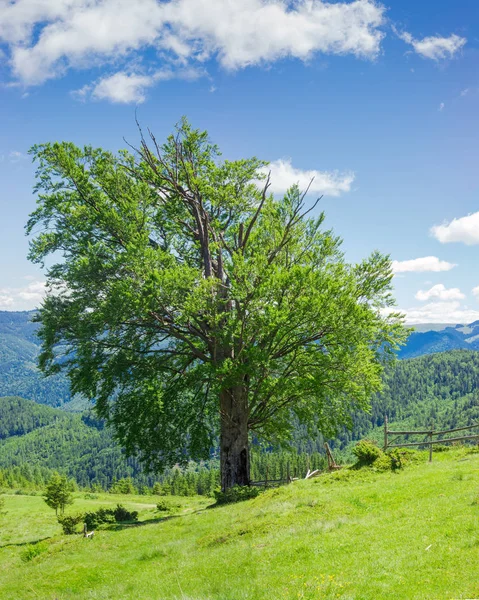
1 449 479 599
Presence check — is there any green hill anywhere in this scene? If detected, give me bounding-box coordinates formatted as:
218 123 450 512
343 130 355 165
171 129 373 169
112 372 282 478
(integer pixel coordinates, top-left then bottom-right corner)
0 397 156 489
1 448 479 599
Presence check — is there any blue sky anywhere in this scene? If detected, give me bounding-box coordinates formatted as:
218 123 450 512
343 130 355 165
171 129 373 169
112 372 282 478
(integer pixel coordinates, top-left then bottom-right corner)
0 0 478 323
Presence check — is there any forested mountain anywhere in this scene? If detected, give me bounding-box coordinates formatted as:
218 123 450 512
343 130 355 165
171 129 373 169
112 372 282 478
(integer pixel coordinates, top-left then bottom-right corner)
0 396 158 488
0 311 76 407
341 350 479 445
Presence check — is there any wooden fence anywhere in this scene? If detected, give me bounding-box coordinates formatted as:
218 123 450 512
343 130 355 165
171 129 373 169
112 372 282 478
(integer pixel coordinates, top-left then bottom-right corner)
383 416 479 462
250 463 293 488
250 443 341 487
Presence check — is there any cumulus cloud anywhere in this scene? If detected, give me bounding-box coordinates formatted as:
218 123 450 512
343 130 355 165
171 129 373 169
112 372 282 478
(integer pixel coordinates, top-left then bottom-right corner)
262 159 354 197
400 301 479 325
397 30 466 60
0 0 386 87
431 212 479 246
415 284 464 302
72 66 204 103
391 256 457 274
0 280 46 310
473 286 479 300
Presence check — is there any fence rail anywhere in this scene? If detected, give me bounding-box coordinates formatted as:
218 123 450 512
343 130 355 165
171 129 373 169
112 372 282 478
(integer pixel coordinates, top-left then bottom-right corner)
383 416 479 462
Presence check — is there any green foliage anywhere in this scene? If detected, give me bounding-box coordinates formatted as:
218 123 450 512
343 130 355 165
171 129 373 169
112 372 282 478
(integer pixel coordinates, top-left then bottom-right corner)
113 504 138 522
83 504 138 529
83 507 115 530
371 453 392 471
109 478 137 494
57 513 84 534
44 472 73 516
387 448 416 470
27 119 406 488
352 439 383 466
214 485 260 505
20 542 47 562
156 499 180 512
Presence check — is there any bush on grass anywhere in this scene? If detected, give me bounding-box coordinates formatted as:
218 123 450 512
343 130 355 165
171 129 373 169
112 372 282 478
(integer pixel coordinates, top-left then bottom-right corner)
57 513 84 535
20 543 47 562
353 439 383 466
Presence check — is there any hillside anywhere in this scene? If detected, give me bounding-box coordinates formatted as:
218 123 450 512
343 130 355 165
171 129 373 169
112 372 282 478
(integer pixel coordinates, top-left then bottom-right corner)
1 449 479 599
0 311 76 408
0 397 156 489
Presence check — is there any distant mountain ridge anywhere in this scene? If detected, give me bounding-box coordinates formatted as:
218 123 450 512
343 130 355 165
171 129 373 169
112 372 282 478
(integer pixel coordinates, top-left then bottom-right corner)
399 321 479 359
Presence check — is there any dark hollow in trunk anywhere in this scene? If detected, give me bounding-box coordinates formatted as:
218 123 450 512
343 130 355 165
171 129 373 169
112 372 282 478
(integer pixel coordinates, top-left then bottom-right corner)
220 386 250 491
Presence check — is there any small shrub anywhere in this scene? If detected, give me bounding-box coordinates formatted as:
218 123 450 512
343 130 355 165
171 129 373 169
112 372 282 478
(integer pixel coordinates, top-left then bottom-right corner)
57 513 84 535
84 507 115 530
156 499 181 512
353 439 383 466
388 448 408 470
113 504 138 522
214 485 260 505
372 454 393 472
20 543 47 563
84 493 99 500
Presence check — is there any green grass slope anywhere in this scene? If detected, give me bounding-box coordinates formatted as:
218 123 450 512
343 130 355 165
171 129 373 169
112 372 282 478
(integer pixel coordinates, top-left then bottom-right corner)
1 449 479 599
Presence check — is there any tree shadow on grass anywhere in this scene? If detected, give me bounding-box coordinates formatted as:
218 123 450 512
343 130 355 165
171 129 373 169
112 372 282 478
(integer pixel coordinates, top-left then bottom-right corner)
0 536 51 549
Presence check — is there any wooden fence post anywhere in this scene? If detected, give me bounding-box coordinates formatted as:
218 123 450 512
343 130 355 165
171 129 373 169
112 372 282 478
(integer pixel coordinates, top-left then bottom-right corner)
429 422 434 463
384 415 388 451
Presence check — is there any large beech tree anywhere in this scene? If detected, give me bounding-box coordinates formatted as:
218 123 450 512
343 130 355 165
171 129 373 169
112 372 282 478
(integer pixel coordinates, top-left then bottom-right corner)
27 120 406 490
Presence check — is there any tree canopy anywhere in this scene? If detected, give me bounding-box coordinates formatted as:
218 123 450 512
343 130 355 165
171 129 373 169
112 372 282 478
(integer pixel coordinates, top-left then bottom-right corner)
27 118 406 489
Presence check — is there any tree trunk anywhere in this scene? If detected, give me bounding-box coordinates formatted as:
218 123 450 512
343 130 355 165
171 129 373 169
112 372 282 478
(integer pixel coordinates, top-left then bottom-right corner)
219 386 250 491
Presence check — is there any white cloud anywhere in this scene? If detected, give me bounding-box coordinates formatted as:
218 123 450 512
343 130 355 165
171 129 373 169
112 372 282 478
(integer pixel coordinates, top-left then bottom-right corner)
0 280 46 310
391 256 456 274
262 159 354 197
0 0 386 87
415 284 464 302
397 30 466 60
460 88 469 97
8 150 27 162
472 286 479 300
72 66 204 103
87 72 155 104
438 102 445 111
401 301 479 325
431 212 479 246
